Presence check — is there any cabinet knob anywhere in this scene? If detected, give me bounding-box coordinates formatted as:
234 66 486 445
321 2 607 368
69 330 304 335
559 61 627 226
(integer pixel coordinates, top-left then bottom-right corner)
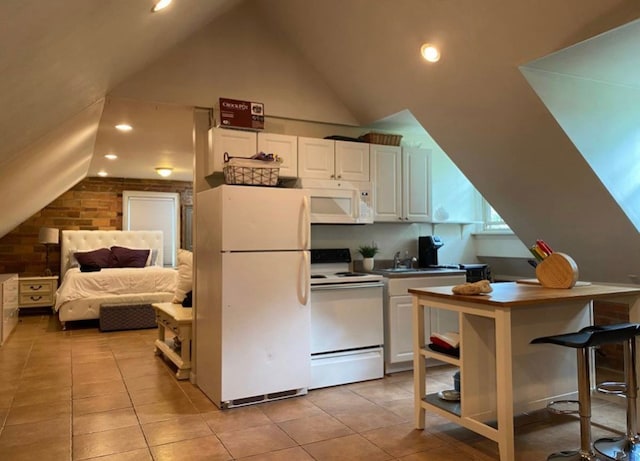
337 175 341 179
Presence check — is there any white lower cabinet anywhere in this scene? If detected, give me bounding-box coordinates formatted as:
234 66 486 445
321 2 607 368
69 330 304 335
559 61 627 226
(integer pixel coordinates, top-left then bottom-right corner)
384 274 465 372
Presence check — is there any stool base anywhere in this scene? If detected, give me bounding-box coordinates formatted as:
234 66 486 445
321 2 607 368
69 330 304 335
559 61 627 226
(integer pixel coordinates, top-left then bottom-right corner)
594 437 640 460
547 450 606 460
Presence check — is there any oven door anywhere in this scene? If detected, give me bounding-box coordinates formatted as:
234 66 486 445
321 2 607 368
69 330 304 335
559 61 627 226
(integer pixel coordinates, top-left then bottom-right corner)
310 282 383 354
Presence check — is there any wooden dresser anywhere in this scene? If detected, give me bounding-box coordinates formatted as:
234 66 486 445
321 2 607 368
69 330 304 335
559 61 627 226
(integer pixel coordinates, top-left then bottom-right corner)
1 274 19 345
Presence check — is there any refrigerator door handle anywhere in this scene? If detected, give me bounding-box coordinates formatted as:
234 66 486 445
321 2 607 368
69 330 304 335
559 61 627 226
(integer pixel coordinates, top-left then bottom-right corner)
301 250 310 306
301 195 310 250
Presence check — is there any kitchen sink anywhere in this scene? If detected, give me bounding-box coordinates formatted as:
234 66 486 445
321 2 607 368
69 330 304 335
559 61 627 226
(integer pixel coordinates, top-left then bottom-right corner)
378 268 416 273
374 267 454 274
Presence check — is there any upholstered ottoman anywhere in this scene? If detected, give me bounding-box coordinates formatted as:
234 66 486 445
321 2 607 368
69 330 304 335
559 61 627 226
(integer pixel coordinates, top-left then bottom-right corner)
99 303 156 332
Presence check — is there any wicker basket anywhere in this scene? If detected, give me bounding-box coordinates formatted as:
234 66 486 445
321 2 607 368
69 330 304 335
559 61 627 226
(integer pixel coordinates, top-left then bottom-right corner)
223 154 281 186
360 132 403 146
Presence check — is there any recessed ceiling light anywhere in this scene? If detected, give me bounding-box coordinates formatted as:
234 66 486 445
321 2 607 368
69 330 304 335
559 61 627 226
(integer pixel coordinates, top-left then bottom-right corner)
104 154 118 160
115 124 133 132
155 167 173 177
98 171 108 177
420 43 441 63
152 0 172 12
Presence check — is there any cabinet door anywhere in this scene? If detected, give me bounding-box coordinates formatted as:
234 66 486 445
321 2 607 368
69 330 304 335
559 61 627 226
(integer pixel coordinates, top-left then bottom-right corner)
298 137 335 179
257 132 298 178
371 144 402 222
207 127 256 175
402 147 431 222
335 141 370 181
387 295 431 364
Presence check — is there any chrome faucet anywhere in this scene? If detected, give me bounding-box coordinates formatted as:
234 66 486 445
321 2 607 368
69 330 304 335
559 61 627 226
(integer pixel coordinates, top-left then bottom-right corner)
393 251 402 269
404 254 418 269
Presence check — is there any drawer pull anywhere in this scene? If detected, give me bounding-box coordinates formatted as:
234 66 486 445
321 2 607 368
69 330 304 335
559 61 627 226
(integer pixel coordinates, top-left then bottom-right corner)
30 285 44 290
30 296 43 301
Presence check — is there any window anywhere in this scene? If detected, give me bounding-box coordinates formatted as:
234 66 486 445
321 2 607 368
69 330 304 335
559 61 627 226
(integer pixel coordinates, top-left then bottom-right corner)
123 191 180 267
482 200 510 231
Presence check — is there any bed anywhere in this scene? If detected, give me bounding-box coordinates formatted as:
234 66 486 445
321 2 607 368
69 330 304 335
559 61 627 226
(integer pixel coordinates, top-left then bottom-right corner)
55 230 178 329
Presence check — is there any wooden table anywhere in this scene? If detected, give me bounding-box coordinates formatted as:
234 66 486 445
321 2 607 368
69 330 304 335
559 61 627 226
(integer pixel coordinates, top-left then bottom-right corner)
152 302 193 380
409 282 640 461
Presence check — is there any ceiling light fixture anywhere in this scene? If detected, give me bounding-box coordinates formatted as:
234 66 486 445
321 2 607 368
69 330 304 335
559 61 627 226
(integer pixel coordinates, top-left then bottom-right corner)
104 154 118 160
420 43 441 63
115 124 133 132
155 167 173 177
152 0 172 12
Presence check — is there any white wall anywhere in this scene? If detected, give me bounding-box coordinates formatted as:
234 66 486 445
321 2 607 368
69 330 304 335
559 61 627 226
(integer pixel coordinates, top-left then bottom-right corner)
111 1 358 127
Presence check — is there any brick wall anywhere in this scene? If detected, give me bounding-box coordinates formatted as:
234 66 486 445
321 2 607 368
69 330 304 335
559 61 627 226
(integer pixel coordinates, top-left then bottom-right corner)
0 177 192 276
593 300 629 373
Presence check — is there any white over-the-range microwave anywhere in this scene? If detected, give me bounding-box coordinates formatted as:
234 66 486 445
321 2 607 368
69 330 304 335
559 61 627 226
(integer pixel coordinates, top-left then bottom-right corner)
297 179 374 224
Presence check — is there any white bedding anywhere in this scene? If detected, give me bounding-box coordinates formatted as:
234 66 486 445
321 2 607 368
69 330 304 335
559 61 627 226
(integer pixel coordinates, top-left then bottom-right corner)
54 267 178 312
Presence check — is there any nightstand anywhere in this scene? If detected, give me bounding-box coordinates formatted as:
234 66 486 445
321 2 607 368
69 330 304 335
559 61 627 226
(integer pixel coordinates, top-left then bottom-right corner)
19 276 58 310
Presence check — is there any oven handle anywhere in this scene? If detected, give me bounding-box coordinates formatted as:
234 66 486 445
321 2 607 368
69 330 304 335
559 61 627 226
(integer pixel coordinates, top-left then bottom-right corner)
311 282 384 291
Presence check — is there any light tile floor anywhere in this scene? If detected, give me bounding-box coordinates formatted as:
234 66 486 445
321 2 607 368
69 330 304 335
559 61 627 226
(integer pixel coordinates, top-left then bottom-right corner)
0 314 629 461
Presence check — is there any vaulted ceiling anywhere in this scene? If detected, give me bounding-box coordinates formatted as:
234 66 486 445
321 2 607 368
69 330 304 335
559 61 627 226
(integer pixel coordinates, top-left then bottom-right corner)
0 0 639 283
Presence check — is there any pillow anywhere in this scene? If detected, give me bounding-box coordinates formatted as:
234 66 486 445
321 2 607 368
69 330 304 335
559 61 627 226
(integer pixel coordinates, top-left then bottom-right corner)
111 246 150 268
74 248 115 268
80 264 102 273
147 248 159 266
68 251 79 268
172 249 193 304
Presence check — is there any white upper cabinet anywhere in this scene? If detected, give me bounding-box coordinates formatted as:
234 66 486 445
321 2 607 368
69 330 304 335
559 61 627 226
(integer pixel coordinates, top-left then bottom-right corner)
334 141 370 181
371 145 431 222
298 137 369 181
371 144 402 221
207 127 298 178
257 132 298 178
403 147 431 222
207 127 256 176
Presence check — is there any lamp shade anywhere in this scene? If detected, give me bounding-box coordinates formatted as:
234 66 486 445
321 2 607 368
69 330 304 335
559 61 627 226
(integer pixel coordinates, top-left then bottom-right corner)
38 227 59 245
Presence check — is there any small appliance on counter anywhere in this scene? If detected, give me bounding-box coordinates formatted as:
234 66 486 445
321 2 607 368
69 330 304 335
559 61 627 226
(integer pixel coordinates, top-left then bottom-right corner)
418 235 491 282
418 235 444 267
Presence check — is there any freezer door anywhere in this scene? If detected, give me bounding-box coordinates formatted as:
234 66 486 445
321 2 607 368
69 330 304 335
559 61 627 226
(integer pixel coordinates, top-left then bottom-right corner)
220 251 310 402
220 185 310 251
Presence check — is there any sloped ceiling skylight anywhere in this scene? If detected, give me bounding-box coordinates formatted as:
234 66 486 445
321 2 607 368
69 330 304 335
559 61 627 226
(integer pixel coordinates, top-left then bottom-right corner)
519 18 640 232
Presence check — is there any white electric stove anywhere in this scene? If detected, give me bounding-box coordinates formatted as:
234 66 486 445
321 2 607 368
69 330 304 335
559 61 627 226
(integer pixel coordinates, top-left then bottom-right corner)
309 248 384 389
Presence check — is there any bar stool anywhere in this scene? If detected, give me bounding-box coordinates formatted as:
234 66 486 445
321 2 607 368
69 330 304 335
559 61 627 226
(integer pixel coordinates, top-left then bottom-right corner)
531 323 640 461
592 323 640 461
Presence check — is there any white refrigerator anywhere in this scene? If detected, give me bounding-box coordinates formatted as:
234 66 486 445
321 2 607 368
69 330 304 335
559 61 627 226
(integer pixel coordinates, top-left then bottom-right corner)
196 185 311 408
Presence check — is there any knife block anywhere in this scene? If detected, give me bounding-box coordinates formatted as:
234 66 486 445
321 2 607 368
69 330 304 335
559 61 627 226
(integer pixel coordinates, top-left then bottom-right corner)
535 252 579 289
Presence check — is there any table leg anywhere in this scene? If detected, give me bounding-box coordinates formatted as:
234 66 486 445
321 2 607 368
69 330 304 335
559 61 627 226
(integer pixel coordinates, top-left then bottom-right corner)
494 308 515 461
180 325 191 367
629 295 640 426
155 314 164 356
413 296 426 429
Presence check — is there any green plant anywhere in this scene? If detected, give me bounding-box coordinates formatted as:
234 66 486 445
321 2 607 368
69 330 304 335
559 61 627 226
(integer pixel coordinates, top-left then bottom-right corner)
357 243 379 258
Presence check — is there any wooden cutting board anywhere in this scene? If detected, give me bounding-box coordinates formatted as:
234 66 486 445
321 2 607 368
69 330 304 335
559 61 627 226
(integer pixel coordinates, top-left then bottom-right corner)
516 278 591 287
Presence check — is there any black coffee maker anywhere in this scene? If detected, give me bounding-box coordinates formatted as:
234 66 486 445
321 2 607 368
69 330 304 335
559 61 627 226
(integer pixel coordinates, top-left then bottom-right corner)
418 235 444 267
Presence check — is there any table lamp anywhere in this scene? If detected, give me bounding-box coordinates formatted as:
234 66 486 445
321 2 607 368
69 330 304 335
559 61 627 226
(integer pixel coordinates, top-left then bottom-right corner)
39 227 59 276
